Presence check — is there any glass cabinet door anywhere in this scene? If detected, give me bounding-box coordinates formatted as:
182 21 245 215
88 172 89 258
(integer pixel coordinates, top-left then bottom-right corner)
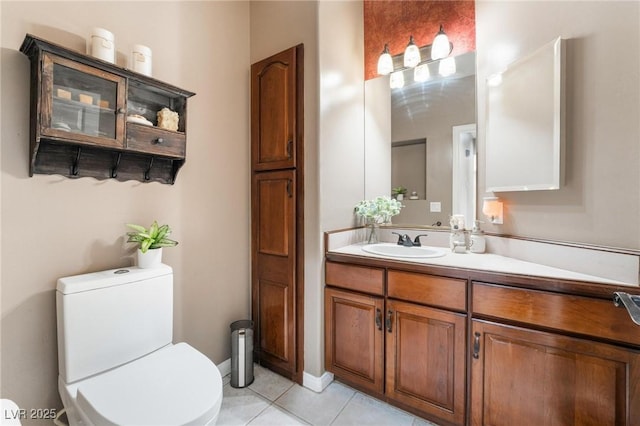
41 53 126 148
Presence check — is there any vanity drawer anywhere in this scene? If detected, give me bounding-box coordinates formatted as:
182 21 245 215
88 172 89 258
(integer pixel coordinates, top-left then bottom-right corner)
388 270 467 312
126 124 185 158
325 261 384 296
473 282 640 346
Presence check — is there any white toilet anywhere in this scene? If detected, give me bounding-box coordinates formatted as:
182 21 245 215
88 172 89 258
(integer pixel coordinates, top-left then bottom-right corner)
56 264 223 425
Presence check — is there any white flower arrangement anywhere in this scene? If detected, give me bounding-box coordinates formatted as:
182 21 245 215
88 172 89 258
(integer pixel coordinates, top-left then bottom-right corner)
354 196 403 224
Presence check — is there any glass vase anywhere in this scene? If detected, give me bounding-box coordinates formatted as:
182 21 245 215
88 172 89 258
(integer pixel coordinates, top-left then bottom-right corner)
367 223 380 244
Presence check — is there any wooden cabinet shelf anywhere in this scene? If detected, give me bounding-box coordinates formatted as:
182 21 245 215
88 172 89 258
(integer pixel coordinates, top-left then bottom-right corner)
20 34 195 184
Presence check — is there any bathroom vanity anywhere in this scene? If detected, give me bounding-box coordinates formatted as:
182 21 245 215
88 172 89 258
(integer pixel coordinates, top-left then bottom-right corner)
324 233 640 426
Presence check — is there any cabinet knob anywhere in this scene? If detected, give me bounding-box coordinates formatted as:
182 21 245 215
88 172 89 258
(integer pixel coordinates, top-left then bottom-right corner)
117 108 126 114
154 138 164 145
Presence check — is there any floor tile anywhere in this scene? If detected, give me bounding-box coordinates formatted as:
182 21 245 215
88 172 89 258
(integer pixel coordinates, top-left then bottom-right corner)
217 383 270 426
331 392 415 426
248 364 295 401
275 381 356 426
247 405 309 426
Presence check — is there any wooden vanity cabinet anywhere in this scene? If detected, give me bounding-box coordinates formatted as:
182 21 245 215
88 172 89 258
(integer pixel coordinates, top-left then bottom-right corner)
325 287 385 394
20 34 195 184
386 299 467 425
324 262 468 425
471 282 640 426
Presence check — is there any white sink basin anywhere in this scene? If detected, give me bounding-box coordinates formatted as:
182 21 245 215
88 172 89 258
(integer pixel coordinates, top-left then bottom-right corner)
362 243 447 259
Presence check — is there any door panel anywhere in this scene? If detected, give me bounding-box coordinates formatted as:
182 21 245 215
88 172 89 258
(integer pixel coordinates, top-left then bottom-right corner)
325 287 384 395
471 320 640 426
251 48 297 171
252 170 295 375
386 300 466 425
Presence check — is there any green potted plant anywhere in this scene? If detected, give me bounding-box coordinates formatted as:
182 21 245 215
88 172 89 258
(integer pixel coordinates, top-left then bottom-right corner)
392 186 408 201
126 221 178 268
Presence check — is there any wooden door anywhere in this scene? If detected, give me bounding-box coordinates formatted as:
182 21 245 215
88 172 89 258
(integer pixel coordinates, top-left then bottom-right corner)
471 320 640 426
325 287 385 395
386 299 467 425
251 47 300 171
252 170 296 377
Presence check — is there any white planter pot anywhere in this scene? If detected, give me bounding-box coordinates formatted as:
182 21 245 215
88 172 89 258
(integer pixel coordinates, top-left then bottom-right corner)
396 194 404 201
137 248 163 268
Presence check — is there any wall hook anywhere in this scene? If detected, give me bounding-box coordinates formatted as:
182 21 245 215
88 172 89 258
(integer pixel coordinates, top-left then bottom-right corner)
71 147 82 176
111 153 122 178
144 156 155 181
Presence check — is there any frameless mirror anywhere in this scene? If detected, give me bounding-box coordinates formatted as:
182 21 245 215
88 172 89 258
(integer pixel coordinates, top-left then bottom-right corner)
364 51 477 228
485 37 564 192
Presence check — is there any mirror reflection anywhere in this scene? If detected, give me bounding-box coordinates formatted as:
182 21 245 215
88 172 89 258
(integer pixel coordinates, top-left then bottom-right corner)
389 51 477 227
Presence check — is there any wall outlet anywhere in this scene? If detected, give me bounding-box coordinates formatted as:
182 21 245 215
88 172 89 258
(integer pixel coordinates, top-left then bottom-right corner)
430 202 442 212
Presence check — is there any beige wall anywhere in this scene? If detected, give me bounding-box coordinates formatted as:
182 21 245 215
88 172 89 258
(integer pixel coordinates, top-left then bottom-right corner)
1 1 250 419
476 1 640 250
318 0 365 375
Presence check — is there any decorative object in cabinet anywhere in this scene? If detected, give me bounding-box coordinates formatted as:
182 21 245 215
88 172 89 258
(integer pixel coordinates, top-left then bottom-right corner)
19 34 195 184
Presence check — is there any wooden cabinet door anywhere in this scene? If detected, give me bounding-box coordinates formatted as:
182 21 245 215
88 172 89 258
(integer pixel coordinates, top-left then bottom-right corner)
40 52 127 149
386 299 467 425
471 320 640 426
252 170 296 376
325 287 384 395
251 46 301 171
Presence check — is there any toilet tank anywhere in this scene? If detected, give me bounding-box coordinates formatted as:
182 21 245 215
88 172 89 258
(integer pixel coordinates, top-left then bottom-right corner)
56 265 173 384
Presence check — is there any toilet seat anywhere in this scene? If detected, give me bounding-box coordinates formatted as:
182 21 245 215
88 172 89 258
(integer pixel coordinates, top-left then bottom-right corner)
72 343 222 426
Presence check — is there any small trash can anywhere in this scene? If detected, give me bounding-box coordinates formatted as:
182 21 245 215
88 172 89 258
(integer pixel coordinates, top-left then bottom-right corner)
230 320 254 388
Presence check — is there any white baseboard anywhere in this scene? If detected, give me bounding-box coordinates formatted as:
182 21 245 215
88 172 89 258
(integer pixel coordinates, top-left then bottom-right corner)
302 370 334 393
217 358 231 377
218 358 333 393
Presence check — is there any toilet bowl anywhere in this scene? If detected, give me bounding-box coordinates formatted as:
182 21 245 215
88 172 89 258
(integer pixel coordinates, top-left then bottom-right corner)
56 265 223 425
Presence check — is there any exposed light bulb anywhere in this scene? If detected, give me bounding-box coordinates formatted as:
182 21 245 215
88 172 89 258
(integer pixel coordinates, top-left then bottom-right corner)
377 44 394 75
403 36 421 68
431 25 450 60
389 70 405 89
438 57 456 77
414 63 430 82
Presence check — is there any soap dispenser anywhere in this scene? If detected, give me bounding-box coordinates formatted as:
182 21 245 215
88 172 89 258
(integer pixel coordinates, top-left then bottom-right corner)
469 220 486 254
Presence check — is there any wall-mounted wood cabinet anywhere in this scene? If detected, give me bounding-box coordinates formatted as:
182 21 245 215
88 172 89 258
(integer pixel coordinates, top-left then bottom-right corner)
20 34 195 184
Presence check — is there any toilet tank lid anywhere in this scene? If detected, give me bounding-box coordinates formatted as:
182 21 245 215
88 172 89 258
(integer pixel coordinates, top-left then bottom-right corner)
57 265 173 294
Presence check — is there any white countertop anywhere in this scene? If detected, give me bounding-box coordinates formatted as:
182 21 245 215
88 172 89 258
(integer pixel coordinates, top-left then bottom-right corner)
330 242 635 286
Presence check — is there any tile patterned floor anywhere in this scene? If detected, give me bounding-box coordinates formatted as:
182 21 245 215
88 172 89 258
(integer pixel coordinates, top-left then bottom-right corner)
218 364 441 426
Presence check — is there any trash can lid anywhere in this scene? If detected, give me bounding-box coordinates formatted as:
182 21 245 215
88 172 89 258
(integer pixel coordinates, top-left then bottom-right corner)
230 320 254 331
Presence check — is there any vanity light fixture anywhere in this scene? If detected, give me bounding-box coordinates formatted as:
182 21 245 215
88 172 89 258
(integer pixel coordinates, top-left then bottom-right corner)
431 25 451 60
414 63 431 82
438 57 457 77
482 196 504 224
390 70 405 89
376 24 454 85
403 35 421 68
377 44 394 75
